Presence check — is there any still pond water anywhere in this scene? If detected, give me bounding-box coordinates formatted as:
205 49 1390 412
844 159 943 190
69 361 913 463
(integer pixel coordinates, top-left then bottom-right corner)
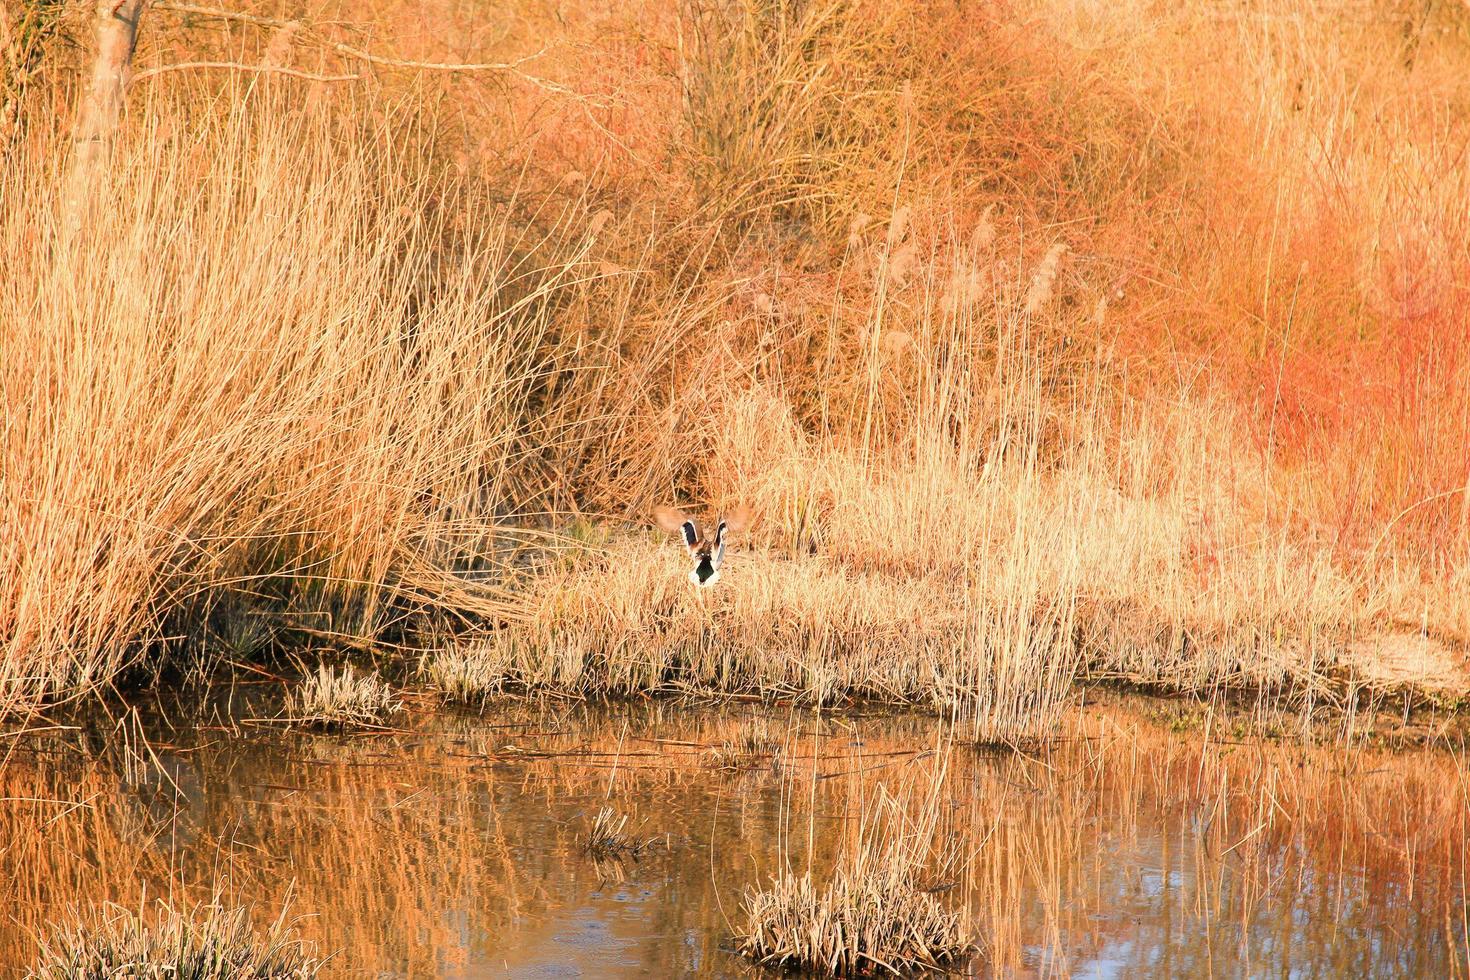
2 689 1468 977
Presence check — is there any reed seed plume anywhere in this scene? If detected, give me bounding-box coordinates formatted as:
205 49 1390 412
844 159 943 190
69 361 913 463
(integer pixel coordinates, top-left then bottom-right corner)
1023 243 1067 316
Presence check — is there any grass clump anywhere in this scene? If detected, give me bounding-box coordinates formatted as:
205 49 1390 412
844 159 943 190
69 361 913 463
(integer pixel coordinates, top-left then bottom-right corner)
584 806 657 858
29 899 322 979
706 725 783 771
423 643 509 704
1 94 547 717
739 869 972 976
284 665 401 730
740 752 974 975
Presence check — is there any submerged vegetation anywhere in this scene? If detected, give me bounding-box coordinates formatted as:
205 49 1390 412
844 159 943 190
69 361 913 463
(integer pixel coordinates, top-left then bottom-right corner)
2 0 1469 729
705 720 783 770
29 899 322 979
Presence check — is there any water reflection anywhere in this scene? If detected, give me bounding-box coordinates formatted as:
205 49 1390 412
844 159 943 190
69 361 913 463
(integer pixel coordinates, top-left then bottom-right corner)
1 693 1467 976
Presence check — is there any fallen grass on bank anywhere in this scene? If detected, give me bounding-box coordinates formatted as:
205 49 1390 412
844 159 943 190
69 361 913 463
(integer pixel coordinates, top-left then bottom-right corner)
419 432 1383 727
28 899 322 980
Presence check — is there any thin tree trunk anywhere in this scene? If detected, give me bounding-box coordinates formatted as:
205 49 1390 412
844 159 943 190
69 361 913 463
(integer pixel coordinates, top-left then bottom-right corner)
66 0 147 221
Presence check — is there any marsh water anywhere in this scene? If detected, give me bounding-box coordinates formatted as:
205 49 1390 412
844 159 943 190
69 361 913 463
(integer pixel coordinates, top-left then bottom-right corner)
3 688 1468 977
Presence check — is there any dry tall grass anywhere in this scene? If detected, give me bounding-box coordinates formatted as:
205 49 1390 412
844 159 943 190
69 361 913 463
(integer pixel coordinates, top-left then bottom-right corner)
2 92 569 712
3 0 1469 718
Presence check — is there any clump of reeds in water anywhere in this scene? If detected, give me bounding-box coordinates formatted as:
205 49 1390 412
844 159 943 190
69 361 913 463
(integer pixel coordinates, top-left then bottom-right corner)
284 664 401 729
584 806 657 858
29 899 322 979
706 725 783 771
739 869 971 976
739 758 974 976
423 642 508 704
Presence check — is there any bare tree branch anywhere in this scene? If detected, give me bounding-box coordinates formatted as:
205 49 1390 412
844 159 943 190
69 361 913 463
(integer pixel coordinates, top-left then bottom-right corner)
131 61 359 84
150 1 289 30
150 1 580 97
144 0 638 159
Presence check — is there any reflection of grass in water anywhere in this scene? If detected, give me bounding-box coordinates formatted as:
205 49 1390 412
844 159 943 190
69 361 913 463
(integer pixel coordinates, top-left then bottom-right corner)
2 699 1468 975
6 0 1470 732
283 664 401 729
30 898 321 979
